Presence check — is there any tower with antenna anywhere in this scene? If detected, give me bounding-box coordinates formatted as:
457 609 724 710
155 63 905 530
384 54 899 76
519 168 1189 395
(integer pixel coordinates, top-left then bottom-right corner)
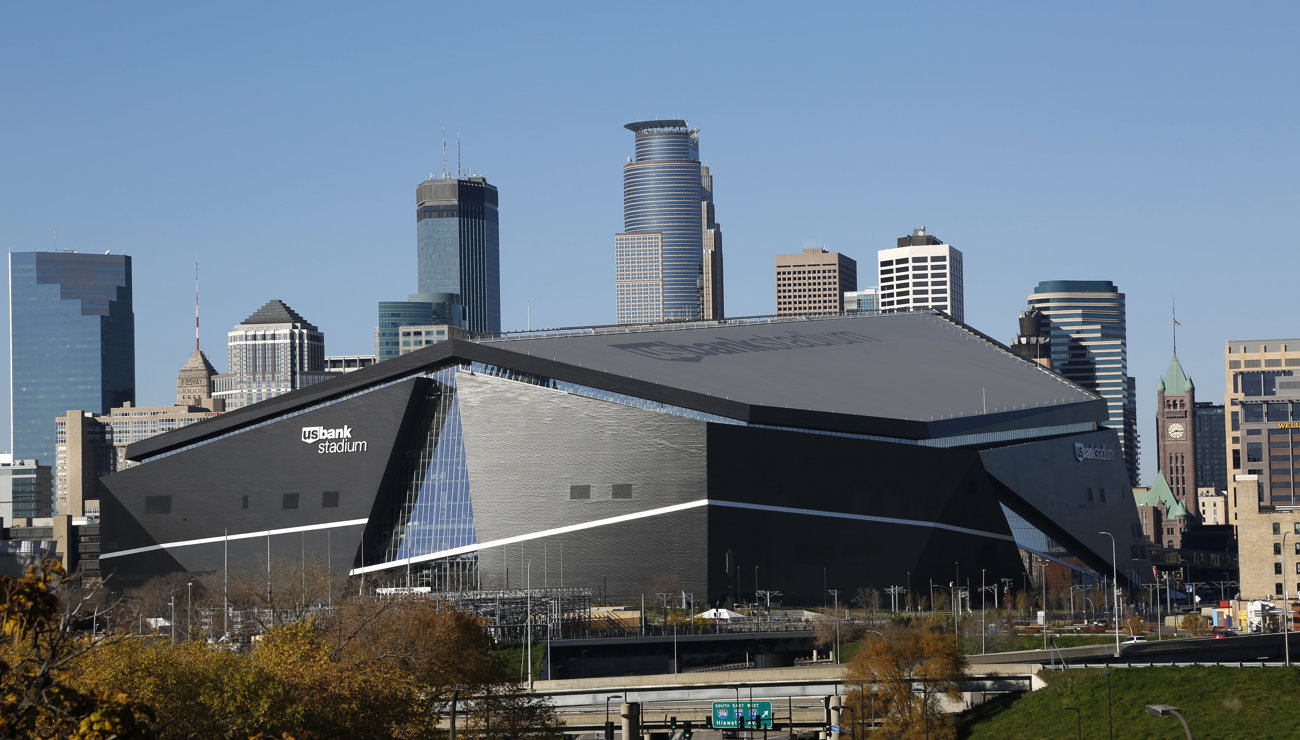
395 130 500 338
176 263 222 410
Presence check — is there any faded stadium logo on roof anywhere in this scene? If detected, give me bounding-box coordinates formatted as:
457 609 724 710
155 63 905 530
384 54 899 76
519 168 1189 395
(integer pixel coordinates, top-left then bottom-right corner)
612 331 879 363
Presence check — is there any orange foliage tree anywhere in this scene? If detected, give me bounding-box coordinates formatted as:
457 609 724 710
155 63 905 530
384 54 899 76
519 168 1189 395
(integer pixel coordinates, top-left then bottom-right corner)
842 621 968 739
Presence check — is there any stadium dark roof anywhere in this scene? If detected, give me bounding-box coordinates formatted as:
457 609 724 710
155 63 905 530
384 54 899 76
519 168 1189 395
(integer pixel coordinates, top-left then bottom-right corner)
127 312 1105 460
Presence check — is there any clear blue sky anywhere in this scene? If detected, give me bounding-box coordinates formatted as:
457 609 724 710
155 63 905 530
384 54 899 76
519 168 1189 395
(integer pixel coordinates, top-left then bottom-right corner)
2 2 1297 484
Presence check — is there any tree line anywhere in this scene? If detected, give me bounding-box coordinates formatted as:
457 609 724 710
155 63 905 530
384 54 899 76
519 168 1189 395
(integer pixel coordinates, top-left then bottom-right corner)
0 558 565 739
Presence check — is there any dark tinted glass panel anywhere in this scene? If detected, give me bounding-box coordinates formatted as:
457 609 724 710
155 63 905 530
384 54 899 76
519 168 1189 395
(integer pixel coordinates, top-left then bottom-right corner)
322 490 339 508
144 495 171 515
569 485 591 500
612 484 633 499
282 493 299 510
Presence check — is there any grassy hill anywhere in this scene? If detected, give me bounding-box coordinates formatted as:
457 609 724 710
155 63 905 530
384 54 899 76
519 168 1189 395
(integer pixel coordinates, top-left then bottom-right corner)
961 665 1300 739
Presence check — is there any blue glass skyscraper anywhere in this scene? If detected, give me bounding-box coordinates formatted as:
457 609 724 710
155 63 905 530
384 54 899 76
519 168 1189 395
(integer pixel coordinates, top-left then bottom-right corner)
616 120 722 324
1026 280 1138 485
416 176 500 335
9 251 135 467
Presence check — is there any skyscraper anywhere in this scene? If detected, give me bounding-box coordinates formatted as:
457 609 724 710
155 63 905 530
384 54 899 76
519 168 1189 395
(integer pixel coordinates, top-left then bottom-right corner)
416 175 500 335
1025 280 1138 485
212 299 331 410
9 251 135 467
876 228 964 323
700 164 724 320
616 119 722 324
774 248 857 316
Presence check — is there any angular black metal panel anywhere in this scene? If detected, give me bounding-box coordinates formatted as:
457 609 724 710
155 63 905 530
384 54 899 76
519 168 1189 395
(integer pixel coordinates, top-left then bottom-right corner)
98 380 426 589
704 424 1022 604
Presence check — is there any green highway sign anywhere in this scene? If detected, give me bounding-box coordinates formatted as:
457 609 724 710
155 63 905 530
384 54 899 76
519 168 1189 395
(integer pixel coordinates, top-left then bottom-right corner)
711 700 774 729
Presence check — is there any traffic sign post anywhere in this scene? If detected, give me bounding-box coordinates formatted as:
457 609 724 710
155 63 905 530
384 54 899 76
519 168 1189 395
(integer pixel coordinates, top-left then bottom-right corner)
710 701 774 729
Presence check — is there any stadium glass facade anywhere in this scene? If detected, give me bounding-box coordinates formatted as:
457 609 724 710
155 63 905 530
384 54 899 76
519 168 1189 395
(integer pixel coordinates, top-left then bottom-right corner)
9 252 135 468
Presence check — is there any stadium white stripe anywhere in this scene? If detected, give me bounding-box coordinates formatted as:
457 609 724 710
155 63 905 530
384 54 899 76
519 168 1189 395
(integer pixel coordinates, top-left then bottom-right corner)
349 499 1012 575
98 517 369 561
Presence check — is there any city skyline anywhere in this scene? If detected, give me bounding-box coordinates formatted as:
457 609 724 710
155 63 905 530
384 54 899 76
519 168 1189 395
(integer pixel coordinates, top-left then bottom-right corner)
2 3 1298 487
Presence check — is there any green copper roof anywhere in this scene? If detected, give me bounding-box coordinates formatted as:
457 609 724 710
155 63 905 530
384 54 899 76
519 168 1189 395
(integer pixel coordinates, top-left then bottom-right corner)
1158 354 1194 395
1142 471 1189 517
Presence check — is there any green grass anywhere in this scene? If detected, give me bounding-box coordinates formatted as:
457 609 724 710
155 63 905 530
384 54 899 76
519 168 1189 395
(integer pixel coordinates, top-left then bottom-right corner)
960 665 1300 739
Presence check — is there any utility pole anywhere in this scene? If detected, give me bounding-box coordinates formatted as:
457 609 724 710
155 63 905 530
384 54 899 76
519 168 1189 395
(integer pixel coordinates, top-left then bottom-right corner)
828 589 840 663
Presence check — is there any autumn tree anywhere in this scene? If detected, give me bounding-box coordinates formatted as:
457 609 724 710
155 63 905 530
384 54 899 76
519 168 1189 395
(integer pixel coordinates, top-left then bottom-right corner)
0 558 154 738
1181 612 1211 637
843 621 967 740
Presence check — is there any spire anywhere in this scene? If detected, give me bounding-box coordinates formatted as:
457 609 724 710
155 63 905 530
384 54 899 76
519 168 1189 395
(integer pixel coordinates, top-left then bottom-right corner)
1159 354 1194 395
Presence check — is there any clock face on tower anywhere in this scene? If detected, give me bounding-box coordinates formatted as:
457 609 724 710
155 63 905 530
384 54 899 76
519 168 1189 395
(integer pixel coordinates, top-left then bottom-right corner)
1167 422 1185 439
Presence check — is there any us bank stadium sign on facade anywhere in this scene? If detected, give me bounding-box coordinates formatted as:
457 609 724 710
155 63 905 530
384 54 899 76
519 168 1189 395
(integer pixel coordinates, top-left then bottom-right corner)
301 425 367 455
1074 442 1114 462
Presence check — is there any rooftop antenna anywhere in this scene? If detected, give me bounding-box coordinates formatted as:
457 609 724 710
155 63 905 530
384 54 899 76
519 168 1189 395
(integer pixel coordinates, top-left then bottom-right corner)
195 263 201 352
441 127 448 179
457 131 462 178
1172 297 1180 356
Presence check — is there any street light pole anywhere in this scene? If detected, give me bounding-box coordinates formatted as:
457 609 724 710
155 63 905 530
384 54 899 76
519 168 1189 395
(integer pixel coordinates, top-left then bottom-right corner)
1062 705 1082 740
1146 704 1195 739
604 694 623 740
828 589 840 663
1099 531 1120 657
526 557 533 688
187 581 193 641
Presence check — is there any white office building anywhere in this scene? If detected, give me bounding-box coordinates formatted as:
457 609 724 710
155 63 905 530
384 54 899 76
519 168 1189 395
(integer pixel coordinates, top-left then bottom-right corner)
877 227 964 323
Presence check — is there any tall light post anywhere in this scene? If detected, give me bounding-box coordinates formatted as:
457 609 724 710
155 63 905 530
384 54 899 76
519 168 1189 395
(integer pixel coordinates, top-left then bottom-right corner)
1099 531 1120 657
526 557 534 688
828 589 840 663
1146 704 1194 739
1284 532 1292 667
449 683 467 740
605 694 623 740
981 568 987 655
1062 705 1082 740
186 581 193 641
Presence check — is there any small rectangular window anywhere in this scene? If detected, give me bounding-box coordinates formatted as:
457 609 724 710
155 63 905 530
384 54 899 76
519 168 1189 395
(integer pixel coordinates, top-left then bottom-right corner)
283 493 299 510
1276 562 1284 575
612 484 633 500
1276 542 1283 556
241 495 249 510
322 491 339 508
1277 583 1285 596
1099 488 1106 502
144 495 171 515
1275 522 1283 535
1086 488 1094 502
569 485 591 500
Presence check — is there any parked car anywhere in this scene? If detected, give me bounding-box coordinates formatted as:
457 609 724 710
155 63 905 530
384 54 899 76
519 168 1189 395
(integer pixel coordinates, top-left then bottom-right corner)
1212 630 1238 639
1121 635 1147 644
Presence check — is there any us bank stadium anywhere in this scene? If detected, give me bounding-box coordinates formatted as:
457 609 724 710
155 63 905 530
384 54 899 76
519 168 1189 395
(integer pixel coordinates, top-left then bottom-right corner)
99 311 1150 601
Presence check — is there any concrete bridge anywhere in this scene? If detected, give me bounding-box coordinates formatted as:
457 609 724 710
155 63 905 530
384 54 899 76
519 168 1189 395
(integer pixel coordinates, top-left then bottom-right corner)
532 662 1038 736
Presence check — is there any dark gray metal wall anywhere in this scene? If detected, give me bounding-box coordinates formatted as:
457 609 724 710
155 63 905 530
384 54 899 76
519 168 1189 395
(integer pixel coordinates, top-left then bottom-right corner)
98 380 424 589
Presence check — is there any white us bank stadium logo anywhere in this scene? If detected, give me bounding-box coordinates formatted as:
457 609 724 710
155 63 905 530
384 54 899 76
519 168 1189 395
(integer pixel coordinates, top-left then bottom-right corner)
300 425 367 455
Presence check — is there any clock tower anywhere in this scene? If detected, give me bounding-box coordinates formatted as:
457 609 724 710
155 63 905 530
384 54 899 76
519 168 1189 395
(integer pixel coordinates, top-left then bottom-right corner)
1156 354 1196 513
